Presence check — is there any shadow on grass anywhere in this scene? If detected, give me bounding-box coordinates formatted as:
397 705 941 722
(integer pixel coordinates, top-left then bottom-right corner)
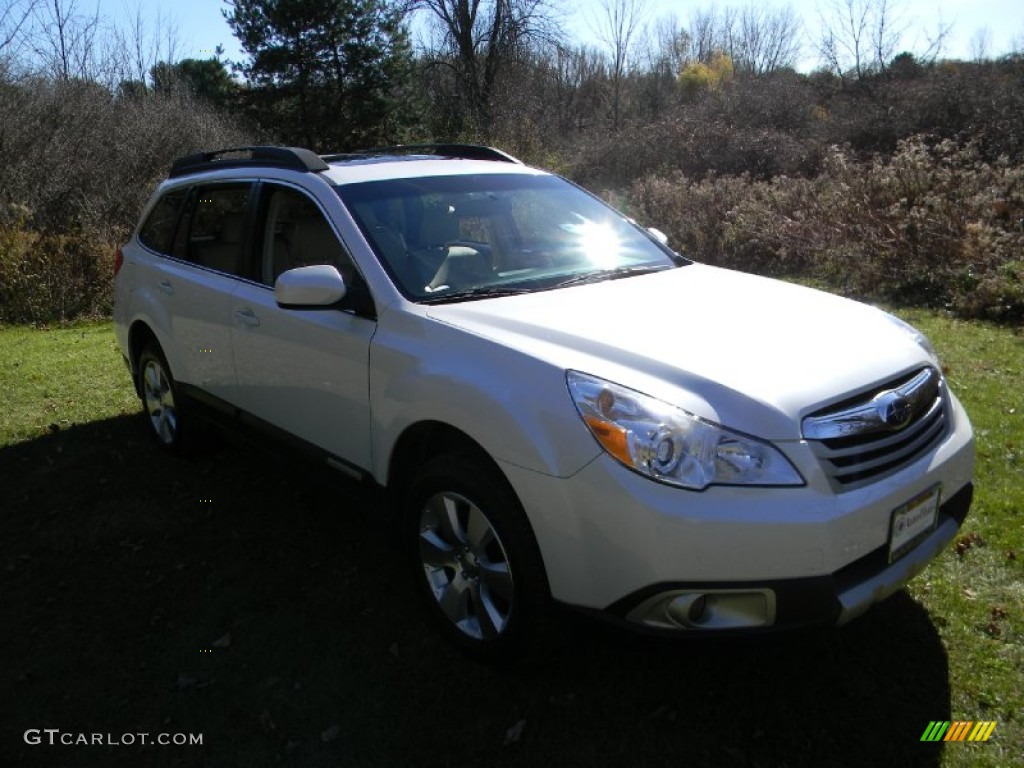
1 415 952 767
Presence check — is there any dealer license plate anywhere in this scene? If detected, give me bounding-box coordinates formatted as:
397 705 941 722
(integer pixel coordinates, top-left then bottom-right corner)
889 485 941 563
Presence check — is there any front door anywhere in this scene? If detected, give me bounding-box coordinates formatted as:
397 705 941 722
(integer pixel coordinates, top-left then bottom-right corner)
228 183 376 471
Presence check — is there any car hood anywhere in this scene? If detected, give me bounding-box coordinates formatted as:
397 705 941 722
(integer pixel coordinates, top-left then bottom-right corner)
425 264 934 439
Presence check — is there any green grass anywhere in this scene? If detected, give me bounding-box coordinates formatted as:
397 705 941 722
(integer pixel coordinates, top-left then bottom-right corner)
898 310 1024 767
0 320 137 445
0 316 1021 767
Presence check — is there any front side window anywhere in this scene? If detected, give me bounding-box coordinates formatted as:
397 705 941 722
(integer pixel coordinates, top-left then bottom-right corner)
260 185 355 286
337 173 687 302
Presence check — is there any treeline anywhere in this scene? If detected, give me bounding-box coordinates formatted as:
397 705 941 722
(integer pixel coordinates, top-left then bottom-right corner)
1 0 1022 323
0 76 250 322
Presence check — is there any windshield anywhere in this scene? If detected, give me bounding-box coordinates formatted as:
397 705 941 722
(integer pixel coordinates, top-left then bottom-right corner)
336 173 687 302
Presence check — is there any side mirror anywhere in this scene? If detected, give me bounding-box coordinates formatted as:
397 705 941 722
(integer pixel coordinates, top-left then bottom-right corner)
647 227 669 246
275 264 347 308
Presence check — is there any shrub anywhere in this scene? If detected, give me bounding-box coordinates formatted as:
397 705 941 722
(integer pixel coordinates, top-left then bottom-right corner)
0 209 113 324
678 53 735 99
629 137 1024 322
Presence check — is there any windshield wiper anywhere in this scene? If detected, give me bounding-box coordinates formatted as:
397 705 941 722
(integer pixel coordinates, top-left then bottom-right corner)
552 264 674 289
421 285 537 304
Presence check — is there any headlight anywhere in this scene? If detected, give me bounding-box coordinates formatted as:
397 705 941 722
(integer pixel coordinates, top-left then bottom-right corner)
567 371 804 490
885 313 940 366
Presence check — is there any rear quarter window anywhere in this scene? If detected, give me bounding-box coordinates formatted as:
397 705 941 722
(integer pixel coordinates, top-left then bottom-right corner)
138 189 188 253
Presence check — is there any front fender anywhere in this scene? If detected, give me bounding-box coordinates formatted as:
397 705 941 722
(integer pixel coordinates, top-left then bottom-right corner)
368 310 600 484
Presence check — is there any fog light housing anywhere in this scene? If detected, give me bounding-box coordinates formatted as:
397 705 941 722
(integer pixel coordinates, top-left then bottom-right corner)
626 589 776 630
666 593 708 625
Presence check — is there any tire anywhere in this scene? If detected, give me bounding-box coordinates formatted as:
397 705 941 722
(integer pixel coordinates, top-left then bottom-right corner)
136 341 190 454
405 454 549 663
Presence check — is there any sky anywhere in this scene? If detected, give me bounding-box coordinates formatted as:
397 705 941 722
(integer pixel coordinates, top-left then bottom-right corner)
81 0 1024 73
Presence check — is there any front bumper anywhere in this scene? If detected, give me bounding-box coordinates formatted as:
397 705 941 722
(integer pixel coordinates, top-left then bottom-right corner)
499 392 974 631
599 483 971 633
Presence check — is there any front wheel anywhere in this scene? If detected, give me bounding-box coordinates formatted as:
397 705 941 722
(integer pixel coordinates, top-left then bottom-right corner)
406 455 549 663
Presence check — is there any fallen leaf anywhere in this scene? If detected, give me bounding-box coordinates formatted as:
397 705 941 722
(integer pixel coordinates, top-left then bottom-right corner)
504 719 526 745
963 587 977 599
955 532 985 558
259 710 276 732
175 675 197 690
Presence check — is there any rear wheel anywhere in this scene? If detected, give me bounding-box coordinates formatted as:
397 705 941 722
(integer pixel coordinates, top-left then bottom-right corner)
137 342 189 453
406 454 549 662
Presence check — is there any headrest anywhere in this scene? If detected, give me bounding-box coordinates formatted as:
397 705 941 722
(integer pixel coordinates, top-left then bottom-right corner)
419 204 459 246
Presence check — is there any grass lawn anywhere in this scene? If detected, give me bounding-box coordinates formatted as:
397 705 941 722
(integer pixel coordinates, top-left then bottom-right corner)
1 315 1021 767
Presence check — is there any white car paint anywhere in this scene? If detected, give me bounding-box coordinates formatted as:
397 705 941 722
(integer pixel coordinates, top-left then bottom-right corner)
114 151 975 635
424 264 933 440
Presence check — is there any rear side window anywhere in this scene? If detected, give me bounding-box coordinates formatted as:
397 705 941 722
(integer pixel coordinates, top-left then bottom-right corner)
171 184 252 277
138 188 187 253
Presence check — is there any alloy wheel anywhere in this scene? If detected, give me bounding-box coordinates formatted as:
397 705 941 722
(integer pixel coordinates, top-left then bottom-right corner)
418 491 515 640
142 358 177 445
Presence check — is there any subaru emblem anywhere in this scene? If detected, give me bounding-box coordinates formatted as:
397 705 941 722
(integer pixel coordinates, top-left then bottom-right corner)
875 391 914 429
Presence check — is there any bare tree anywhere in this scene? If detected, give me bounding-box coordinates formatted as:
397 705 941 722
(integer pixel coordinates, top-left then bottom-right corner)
539 42 608 132
914 15 951 66
868 0 902 71
592 0 650 130
969 27 991 63
1012 30 1024 56
27 0 103 80
104 2 182 88
0 0 39 58
647 13 690 76
682 5 801 75
688 7 719 64
415 0 559 136
816 0 907 81
733 5 802 74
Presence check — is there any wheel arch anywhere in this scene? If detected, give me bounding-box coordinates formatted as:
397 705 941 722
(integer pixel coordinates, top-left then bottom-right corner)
387 420 552 594
127 320 161 396
387 420 498 499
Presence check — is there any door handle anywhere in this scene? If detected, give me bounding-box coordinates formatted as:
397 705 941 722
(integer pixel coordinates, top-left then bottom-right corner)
234 307 260 327
158 280 174 295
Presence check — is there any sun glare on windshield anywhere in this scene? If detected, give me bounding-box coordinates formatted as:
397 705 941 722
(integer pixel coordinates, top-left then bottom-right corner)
566 217 621 268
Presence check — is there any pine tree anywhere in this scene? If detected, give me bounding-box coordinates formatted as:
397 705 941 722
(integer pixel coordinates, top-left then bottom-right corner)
224 0 415 149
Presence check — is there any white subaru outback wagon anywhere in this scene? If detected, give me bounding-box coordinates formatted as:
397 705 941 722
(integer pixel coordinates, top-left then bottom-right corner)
114 144 975 660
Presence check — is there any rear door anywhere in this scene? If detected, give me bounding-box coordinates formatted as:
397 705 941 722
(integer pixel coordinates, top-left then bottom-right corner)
137 182 255 397
228 182 376 471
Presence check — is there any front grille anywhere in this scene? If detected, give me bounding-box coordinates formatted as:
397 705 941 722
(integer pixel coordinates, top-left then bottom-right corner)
803 368 949 491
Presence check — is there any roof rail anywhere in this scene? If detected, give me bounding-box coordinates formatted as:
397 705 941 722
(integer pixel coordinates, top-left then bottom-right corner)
323 144 522 164
169 146 330 178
